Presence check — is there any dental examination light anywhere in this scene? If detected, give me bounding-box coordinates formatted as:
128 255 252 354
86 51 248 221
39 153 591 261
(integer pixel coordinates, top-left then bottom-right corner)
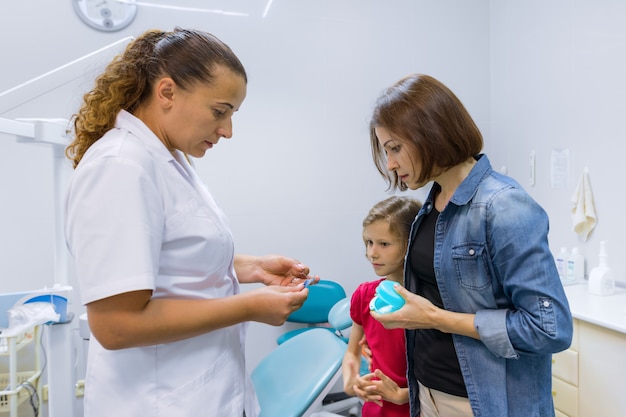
0 36 132 417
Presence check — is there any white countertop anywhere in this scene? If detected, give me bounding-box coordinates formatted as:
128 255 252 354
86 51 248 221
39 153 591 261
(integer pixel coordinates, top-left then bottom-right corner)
563 282 626 334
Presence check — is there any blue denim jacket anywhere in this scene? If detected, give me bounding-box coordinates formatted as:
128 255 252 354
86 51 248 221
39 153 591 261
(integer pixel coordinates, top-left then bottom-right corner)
404 154 573 417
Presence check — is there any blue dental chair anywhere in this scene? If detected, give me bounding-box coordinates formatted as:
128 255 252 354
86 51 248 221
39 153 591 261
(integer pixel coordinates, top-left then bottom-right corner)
252 297 363 417
252 327 347 417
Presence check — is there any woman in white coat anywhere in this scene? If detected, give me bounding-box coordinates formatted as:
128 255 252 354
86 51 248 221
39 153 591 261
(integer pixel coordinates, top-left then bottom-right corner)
65 28 313 417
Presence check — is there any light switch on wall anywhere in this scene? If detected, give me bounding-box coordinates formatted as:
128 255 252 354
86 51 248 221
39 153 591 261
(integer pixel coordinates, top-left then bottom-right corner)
529 150 536 186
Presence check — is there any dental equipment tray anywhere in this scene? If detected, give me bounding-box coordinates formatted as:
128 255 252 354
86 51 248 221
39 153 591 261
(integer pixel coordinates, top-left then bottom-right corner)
0 326 42 416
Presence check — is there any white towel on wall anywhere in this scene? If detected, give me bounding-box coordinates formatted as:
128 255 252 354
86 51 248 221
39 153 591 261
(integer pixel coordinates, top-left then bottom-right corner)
570 167 597 241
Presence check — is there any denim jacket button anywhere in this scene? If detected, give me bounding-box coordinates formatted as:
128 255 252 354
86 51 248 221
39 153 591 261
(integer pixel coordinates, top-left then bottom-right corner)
543 300 550 307
469 249 475 256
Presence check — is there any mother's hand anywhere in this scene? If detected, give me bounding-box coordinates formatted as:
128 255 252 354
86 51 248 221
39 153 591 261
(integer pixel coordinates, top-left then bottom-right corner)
370 284 439 330
371 284 480 339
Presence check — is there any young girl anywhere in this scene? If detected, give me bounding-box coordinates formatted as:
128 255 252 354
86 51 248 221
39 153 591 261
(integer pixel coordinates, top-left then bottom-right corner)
343 196 421 417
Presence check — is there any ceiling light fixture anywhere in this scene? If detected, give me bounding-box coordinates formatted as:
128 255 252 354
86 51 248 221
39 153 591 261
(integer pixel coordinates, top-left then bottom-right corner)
118 0 248 16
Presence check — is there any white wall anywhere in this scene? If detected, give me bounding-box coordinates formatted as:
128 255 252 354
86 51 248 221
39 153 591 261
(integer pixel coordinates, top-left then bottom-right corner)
489 0 626 284
0 0 490 380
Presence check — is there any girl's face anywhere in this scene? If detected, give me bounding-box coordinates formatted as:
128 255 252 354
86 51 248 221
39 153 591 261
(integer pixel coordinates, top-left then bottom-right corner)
375 126 426 190
363 219 406 282
158 66 247 158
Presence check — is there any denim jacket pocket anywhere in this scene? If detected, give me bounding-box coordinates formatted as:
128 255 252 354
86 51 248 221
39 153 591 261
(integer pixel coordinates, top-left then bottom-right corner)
451 243 491 290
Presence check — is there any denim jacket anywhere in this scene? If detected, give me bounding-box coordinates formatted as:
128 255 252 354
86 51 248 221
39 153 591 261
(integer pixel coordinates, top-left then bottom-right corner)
404 154 573 417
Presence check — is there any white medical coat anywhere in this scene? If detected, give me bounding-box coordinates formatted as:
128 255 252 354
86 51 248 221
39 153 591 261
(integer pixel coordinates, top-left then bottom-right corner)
65 110 259 417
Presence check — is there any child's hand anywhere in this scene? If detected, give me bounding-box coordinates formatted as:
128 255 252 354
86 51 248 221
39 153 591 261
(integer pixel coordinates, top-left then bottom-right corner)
351 372 384 406
353 369 409 406
370 369 409 405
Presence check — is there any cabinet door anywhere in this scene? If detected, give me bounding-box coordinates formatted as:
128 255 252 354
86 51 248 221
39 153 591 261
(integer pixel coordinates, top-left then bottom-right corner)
555 410 569 417
552 377 579 417
578 321 626 417
552 348 578 386
569 318 579 352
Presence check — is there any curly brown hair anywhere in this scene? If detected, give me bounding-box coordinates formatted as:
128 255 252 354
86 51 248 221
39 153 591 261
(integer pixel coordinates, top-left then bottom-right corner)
66 28 247 169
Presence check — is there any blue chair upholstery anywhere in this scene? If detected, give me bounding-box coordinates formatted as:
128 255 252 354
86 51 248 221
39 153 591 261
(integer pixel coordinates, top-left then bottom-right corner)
252 327 348 417
276 280 346 345
287 280 346 323
328 298 369 376
327 298 352 338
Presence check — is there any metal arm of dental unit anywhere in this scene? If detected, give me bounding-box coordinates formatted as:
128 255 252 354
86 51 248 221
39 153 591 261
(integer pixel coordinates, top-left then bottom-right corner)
0 36 132 285
0 115 78 417
0 118 72 287
0 36 132 417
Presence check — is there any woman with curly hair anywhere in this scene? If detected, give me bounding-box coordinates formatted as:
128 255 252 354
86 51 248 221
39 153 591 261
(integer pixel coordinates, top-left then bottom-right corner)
65 28 314 417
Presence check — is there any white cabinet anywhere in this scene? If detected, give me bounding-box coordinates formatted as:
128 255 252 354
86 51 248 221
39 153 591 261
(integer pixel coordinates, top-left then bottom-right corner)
552 317 626 417
577 320 626 416
551 377 578 417
552 319 579 417
0 325 42 417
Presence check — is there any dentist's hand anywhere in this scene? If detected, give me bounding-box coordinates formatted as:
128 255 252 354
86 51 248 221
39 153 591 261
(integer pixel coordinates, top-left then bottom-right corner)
245 285 309 326
234 254 319 287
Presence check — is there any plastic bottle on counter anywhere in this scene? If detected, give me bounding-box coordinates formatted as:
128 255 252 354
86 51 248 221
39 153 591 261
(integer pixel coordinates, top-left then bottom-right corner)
565 247 585 284
588 240 615 295
555 247 568 282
